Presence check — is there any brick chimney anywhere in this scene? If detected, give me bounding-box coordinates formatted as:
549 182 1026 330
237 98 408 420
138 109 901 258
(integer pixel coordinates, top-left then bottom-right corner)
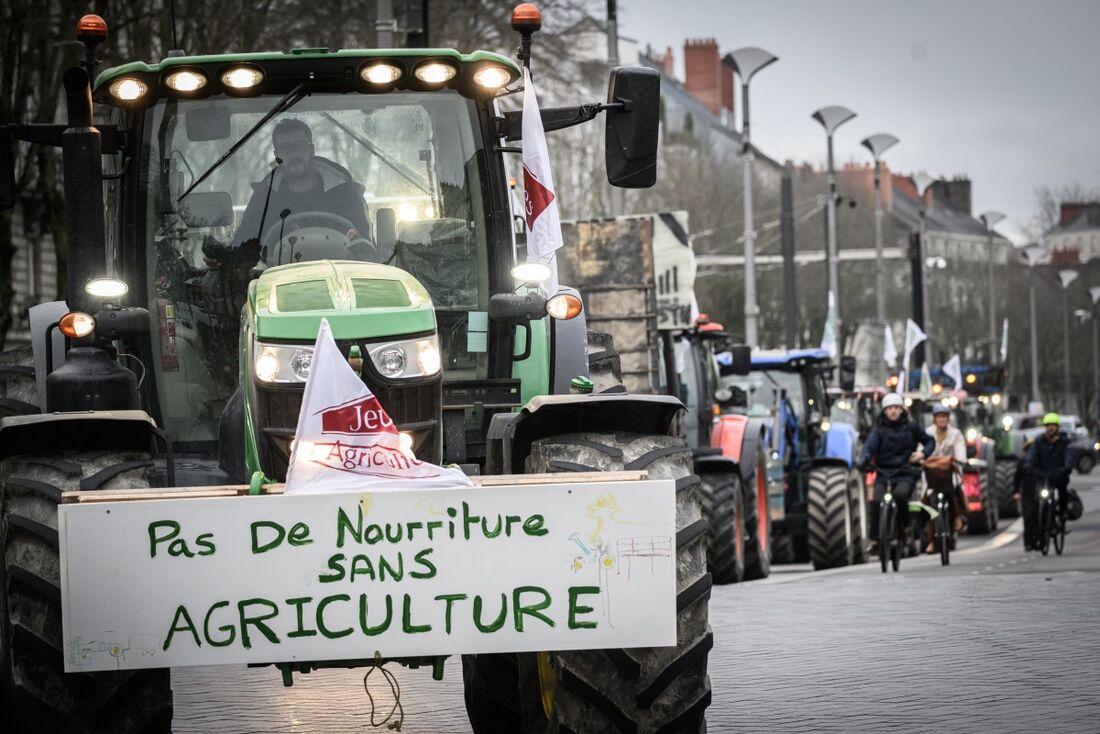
929 176 971 215
684 38 722 118
1059 201 1100 227
893 174 927 207
838 162 893 212
658 46 675 78
719 56 735 124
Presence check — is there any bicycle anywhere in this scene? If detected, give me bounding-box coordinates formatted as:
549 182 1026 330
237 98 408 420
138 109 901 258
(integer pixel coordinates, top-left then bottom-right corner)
1036 476 1067 556
921 462 958 567
874 466 922 573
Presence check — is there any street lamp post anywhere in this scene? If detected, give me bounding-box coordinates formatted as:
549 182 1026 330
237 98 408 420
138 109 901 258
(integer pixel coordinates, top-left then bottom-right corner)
727 48 778 349
1019 245 1044 405
980 210 1006 363
812 105 856 354
912 171 936 365
1090 286 1100 421
861 133 900 380
1059 269 1079 411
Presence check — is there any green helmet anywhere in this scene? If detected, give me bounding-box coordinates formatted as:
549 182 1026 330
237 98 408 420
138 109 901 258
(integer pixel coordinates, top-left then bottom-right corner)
1042 412 1061 426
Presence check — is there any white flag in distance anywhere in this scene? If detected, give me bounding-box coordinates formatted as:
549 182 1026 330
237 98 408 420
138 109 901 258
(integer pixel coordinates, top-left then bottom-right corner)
901 319 927 392
943 353 962 390
285 319 472 494
522 67 563 294
820 290 838 358
883 324 898 369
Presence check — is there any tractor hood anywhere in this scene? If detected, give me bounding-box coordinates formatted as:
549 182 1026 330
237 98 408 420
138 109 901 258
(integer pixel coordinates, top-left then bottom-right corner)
249 260 436 341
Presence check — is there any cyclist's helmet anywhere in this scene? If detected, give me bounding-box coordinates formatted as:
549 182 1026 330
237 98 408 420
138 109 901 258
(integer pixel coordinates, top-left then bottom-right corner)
932 404 950 416
882 393 903 409
1042 412 1061 426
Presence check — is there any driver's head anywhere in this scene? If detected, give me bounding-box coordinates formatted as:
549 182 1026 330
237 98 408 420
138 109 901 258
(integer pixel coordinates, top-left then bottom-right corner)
272 118 315 180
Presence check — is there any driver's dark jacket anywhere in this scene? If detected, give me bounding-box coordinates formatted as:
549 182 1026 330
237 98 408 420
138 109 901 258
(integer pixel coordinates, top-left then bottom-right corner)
859 409 935 476
1023 431 1073 477
219 157 370 265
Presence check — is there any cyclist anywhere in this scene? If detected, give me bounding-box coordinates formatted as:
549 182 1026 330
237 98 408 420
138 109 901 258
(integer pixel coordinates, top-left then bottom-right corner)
860 393 935 554
1021 412 1074 551
923 403 967 552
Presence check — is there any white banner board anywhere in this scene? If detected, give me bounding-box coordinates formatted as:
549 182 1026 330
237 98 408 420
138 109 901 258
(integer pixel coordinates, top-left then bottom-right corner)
59 480 676 672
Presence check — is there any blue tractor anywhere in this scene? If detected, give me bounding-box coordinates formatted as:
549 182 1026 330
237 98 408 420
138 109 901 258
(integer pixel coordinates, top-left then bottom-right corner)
717 349 866 569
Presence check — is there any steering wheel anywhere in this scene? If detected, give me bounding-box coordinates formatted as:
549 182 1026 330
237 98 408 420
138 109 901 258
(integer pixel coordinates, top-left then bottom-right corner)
261 211 378 265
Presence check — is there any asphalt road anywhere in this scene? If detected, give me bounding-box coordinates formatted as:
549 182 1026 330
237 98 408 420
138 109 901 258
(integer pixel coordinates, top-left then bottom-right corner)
172 474 1100 733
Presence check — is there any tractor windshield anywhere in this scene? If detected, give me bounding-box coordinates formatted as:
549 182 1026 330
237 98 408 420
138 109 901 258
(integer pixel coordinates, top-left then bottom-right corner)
136 91 492 442
720 369 803 418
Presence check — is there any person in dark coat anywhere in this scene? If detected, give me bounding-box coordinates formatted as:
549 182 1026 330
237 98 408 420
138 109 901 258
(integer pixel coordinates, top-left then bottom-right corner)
1021 412 1074 550
860 393 936 551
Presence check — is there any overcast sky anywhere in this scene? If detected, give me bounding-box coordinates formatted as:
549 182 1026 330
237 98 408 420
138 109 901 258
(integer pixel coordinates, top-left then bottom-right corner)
618 0 1100 242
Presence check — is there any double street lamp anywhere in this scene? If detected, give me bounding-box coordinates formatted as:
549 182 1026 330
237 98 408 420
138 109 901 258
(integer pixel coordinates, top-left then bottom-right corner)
812 105 857 353
1018 244 1045 404
861 133 900 380
727 47 778 348
1059 268 1079 411
979 210 1006 364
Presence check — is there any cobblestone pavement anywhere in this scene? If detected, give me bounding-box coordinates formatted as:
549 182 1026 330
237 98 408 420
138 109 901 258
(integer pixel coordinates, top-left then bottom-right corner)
173 476 1100 733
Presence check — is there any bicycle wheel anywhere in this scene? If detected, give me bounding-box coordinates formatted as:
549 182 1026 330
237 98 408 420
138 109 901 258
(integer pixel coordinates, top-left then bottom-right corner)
938 499 950 566
879 500 893 573
1038 497 1052 556
1054 501 1066 556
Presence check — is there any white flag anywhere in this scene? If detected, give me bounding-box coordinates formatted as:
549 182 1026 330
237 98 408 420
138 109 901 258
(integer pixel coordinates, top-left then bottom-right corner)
522 68 563 294
285 319 472 494
903 319 927 358
820 290 838 358
883 324 898 369
1000 317 1009 363
901 319 926 392
943 353 962 390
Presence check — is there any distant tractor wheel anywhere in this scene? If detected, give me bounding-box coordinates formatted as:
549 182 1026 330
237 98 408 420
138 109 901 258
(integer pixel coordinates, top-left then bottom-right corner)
0 450 172 733
585 330 622 391
0 346 39 418
741 445 772 580
1076 453 1095 475
993 459 1020 518
967 470 996 535
770 528 795 565
699 471 745 584
807 465 857 570
518 432 712 733
848 469 868 564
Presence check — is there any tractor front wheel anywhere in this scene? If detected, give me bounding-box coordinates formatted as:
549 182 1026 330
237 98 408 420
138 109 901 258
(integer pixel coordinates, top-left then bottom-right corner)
520 432 712 733
700 471 745 584
807 465 858 570
0 450 172 733
740 444 773 580
993 459 1020 518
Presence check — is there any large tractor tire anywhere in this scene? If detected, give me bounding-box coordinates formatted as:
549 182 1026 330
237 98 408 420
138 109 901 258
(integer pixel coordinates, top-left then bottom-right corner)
967 470 997 535
462 652 523 733
0 450 172 733
699 471 745 584
807 465 858 570
993 458 1020 518
521 432 712 733
0 346 39 418
770 529 795 565
740 445 772 580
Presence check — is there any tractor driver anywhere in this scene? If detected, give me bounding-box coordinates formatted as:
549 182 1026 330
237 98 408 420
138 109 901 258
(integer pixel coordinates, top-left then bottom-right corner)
203 118 372 268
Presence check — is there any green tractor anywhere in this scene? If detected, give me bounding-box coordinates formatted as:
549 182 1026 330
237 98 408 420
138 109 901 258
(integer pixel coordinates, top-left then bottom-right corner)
0 7 714 732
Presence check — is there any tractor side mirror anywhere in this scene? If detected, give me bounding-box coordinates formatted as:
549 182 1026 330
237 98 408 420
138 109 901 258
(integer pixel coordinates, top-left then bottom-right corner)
605 66 660 189
186 106 231 142
0 124 14 211
489 292 547 323
726 344 752 376
375 207 397 263
838 355 857 392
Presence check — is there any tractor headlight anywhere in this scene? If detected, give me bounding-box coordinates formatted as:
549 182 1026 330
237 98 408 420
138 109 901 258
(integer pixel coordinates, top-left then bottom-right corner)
473 65 512 90
253 340 314 384
966 428 979 443
414 62 457 85
109 78 148 102
361 62 403 85
1002 416 1014 430
368 336 441 379
165 70 207 93
221 66 264 90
